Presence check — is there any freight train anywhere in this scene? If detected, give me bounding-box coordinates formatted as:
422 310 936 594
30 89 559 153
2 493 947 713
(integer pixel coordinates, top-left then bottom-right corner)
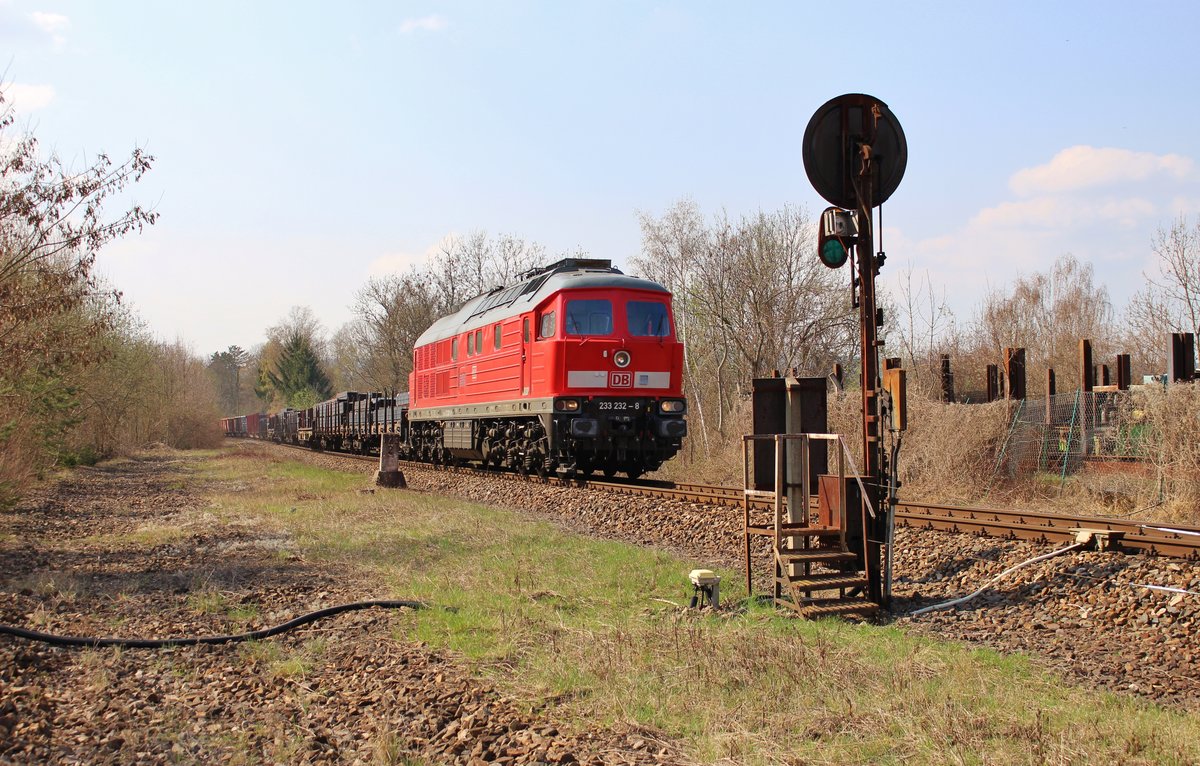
221 258 688 478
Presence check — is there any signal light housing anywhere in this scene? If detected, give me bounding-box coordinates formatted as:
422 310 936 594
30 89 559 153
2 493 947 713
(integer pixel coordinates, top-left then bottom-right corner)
818 207 857 269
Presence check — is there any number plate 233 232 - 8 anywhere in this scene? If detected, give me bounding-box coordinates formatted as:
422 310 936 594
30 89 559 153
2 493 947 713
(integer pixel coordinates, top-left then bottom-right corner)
596 399 641 412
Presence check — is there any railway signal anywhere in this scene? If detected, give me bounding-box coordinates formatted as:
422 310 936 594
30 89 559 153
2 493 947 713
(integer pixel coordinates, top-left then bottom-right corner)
817 207 857 269
802 93 907 606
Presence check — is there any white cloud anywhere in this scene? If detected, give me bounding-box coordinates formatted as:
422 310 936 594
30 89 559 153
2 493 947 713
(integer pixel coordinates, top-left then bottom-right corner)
5 83 56 111
367 251 425 276
398 14 447 34
368 233 459 276
1168 197 1200 217
971 195 1155 230
878 144 1200 325
29 11 69 48
1010 145 1193 196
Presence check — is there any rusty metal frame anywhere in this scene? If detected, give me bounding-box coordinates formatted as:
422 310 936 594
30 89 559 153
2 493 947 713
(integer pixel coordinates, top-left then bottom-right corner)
742 433 859 600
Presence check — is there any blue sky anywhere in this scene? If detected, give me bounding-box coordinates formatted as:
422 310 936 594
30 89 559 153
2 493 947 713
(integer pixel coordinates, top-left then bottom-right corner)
4 1 1199 354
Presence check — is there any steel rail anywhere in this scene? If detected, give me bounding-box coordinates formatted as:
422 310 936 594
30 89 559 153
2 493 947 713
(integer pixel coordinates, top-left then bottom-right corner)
893 501 1200 560
252 440 1200 559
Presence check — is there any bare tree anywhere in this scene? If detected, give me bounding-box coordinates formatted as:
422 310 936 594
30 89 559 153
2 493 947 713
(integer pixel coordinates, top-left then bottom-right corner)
634 199 855 450
633 198 713 453
348 270 442 392
1126 215 1200 374
891 264 959 392
429 231 546 310
0 85 157 505
972 253 1114 388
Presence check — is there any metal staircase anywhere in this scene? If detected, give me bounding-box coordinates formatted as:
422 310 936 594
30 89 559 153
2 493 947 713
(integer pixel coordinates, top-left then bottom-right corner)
743 433 878 619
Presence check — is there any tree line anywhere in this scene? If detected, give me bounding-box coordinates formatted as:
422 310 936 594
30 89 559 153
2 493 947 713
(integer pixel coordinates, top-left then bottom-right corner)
0 88 220 508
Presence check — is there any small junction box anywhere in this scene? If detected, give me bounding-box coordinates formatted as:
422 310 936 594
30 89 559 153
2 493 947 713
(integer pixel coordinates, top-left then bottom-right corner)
689 569 721 609
1070 527 1125 551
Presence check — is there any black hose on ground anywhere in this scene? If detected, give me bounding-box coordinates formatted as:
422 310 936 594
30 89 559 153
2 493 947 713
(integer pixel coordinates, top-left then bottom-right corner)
0 599 427 649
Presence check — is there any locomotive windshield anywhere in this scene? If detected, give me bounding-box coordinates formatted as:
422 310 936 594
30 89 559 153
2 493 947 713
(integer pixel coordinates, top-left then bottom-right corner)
565 299 613 336
627 300 670 337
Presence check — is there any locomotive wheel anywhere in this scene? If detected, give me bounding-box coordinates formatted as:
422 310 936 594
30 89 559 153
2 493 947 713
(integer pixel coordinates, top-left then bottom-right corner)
602 466 617 479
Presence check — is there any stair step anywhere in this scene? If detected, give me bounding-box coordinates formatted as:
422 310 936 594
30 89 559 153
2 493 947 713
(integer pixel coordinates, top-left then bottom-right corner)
779 572 867 591
746 523 840 538
777 597 879 618
776 548 857 564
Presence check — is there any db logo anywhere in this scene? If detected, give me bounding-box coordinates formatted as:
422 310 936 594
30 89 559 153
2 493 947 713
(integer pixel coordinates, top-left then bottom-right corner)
610 372 633 388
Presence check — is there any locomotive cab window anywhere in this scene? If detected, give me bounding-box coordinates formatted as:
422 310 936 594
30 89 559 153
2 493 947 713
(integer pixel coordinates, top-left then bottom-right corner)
539 311 556 339
627 301 671 337
565 299 612 336
523 317 530 342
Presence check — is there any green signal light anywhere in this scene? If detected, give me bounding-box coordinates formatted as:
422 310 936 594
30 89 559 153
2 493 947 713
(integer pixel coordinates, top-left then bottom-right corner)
819 239 848 269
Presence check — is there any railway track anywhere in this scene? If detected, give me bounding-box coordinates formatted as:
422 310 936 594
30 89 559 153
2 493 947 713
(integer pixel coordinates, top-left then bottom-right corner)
266 441 1200 560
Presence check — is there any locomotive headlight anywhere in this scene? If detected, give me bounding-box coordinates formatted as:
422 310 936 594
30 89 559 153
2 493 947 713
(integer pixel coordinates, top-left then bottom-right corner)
613 350 631 368
555 398 580 412
659 399 686 414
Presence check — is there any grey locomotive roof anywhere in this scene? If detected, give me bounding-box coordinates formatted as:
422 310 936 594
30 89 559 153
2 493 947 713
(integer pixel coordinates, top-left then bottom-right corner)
414 259 669 347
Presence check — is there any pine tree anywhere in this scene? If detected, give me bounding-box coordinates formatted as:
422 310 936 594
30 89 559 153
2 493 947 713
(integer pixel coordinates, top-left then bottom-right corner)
260 331 332 408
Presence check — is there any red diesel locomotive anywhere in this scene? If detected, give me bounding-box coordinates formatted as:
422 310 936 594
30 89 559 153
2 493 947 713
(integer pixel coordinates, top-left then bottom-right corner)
222 258 688 478
407 258 687 477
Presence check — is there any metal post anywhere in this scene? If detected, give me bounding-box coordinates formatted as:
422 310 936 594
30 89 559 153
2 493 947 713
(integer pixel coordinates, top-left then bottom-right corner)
1004 348 1026 400
1116 354 1131 390
742 437 752 598
1060 390 1081 489
773 435 785 602
856 167 885 606
940 354 954 403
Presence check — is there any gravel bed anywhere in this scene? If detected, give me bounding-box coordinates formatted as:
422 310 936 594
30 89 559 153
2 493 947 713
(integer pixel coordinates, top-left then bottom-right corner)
284 444 1200 711
0 448 689 765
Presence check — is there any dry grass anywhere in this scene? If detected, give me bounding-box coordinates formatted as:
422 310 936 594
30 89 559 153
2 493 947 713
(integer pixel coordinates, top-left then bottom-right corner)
658 383 1200 524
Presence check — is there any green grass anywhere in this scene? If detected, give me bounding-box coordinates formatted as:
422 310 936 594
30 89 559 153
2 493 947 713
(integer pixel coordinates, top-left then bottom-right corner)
238 637 326 679
199 449 1200 765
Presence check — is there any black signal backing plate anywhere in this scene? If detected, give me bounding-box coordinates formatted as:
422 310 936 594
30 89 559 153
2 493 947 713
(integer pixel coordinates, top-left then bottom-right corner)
802 93 907 210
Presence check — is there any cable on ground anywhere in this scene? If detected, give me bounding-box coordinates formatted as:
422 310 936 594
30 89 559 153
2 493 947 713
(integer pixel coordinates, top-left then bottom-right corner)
0 599 427 649
908 543 1085 616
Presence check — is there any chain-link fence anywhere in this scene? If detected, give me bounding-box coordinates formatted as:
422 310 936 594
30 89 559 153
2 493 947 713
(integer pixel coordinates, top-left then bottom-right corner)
987 390 1146 491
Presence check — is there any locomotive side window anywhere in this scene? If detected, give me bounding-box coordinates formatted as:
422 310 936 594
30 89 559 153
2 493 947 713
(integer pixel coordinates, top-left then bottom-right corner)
467 333 473 357
494 323 501 350
627 301 671 337
475 329 484 354
565 299 612 336
451 338 458 360
539 311 556 339
523 317 530 342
